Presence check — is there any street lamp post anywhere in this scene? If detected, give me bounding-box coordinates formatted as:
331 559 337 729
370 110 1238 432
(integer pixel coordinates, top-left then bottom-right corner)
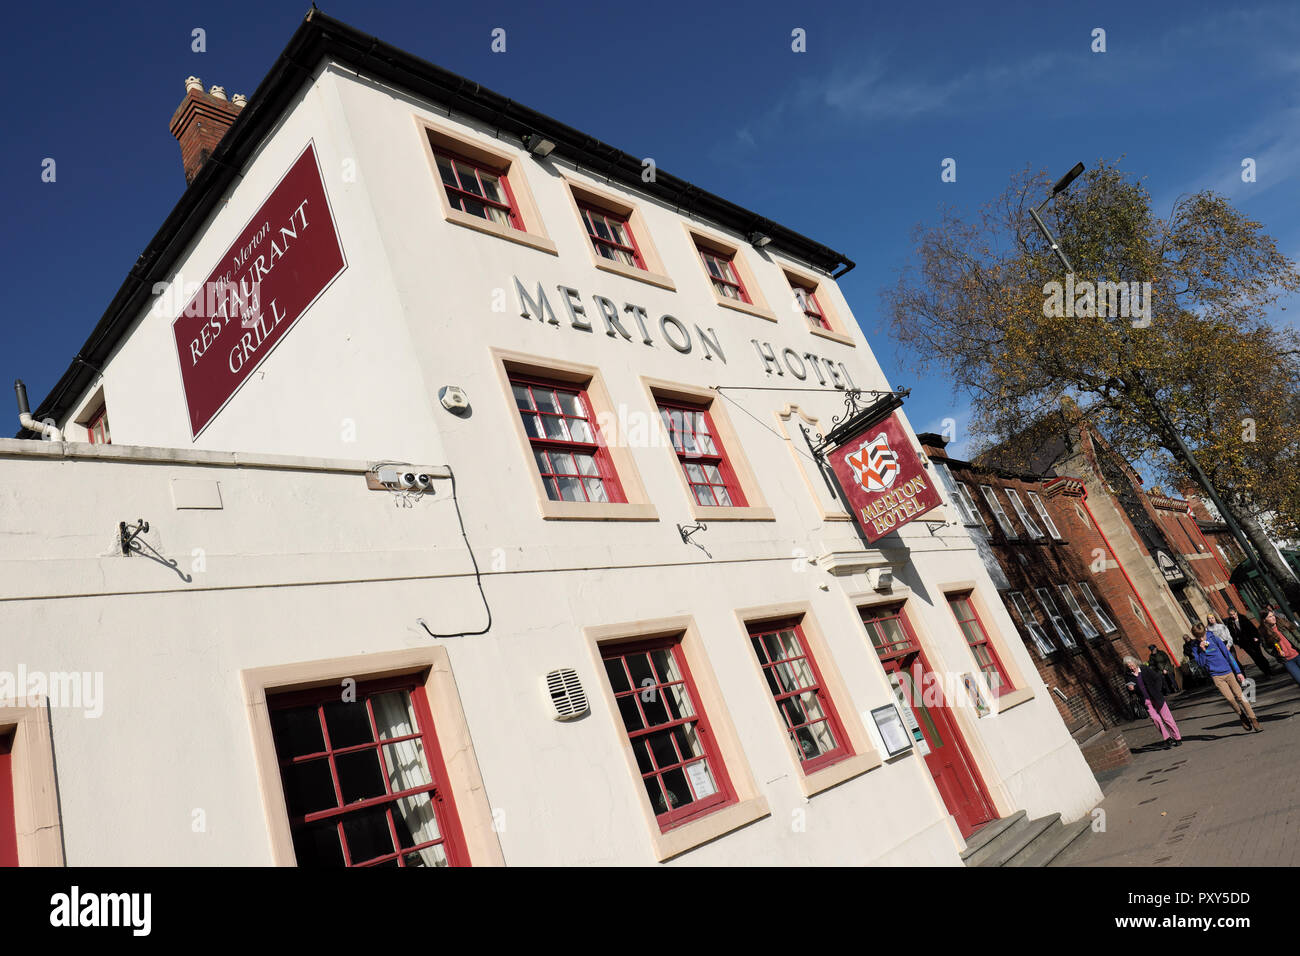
1031 163 1298 626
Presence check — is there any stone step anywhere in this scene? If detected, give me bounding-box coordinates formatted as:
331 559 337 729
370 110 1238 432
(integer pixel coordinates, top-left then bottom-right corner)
968 813 1059 868
1009 818 1091 867
960 810 1027 862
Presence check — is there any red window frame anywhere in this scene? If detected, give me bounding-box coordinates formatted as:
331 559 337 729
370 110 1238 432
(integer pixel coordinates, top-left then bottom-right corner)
268 675 469 867
86 405 110 445
577 202 646 269
697 246 750 303
0 732 17 867
601 637 736 832
791 281 830 330
859 603 921 662
656 400 747 508
948 593 1013 697
432 147 524 231
747 618 853 773
511 374 626 504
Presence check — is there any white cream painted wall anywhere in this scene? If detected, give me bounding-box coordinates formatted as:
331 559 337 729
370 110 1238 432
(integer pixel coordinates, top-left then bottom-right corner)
9 58 1101 866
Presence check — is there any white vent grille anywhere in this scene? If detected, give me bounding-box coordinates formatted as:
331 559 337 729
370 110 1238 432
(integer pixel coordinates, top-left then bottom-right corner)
544 668 589 721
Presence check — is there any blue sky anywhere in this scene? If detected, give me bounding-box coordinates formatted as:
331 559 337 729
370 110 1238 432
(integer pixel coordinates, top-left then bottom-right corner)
5 0 1299 456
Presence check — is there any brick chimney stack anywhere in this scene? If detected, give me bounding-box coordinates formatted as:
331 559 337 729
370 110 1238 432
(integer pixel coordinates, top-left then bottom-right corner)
169 76 247 185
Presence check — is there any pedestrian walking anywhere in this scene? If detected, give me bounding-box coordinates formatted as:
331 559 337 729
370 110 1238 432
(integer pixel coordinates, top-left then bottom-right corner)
1146 644 1179 695
1180 634 1209 688
1190 622 1262 732
1259 610 1300 690
1206 613 1233 648
1123 655 1182 749
1225 606 1275 677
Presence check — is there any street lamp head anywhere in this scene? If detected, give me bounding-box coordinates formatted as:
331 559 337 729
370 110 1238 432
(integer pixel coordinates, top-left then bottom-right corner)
1052 162 1085 196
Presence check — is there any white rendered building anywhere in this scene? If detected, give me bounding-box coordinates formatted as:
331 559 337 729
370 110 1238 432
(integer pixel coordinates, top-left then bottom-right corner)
0 12 1100 867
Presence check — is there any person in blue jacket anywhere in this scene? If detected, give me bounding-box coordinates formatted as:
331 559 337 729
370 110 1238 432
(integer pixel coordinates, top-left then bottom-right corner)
1190 622 1262 732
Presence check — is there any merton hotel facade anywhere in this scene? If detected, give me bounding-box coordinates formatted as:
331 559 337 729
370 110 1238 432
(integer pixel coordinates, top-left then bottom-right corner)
0 12 1100 867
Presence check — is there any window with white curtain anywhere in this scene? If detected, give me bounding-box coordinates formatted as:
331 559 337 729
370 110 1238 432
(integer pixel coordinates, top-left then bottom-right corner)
269 681 465 867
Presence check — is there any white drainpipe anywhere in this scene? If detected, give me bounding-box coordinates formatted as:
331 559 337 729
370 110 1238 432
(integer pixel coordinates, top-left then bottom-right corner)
14 379 63 441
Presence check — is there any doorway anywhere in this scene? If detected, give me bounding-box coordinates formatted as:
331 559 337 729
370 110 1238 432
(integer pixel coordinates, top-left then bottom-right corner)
860 605 998 838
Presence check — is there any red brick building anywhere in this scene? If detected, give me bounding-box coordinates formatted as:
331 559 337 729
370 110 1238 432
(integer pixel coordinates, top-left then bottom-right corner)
920 434 1153 770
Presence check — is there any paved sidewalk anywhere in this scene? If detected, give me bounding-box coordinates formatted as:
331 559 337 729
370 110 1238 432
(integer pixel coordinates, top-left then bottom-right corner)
1054 670 1300 866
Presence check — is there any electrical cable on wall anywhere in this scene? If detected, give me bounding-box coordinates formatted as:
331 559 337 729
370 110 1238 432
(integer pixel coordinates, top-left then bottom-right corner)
418 464 492 638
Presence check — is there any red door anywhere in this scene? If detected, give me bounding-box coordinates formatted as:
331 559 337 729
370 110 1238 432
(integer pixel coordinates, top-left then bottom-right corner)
0 733 18 866
861 606 998 839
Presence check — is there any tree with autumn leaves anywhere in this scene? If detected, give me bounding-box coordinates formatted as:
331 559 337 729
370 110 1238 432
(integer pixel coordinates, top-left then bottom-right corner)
883 160 1300 606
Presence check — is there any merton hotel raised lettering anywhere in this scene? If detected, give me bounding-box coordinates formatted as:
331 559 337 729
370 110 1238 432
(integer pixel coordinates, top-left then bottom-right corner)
512 277 859 387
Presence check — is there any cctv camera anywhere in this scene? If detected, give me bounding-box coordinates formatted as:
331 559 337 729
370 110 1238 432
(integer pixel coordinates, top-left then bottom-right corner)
400 472 418 489
416 474 433 491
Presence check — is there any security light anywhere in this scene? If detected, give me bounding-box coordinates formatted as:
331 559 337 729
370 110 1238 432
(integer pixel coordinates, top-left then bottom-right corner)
748 231 772 248
522 133 555 157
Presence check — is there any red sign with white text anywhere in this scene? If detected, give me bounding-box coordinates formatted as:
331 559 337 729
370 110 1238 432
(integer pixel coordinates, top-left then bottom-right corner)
172 142 346 438
828 412 944 542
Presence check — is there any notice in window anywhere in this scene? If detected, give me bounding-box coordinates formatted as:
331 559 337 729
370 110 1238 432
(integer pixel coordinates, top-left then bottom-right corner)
685 761 717 799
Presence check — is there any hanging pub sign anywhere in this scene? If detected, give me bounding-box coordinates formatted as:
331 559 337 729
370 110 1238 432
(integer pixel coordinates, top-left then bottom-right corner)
171 141 347 439
823 398 943 543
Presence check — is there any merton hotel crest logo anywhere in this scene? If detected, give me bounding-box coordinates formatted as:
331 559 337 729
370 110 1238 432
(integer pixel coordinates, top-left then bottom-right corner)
828 412 944 543
846 432 901 492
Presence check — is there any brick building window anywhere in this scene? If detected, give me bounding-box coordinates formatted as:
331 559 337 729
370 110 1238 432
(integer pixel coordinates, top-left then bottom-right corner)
980 486 1018 537
958 483 990 534
511 375 626 504
747 620 851 772
697 247 750 303
1005 489 1043 539
433 149 523 230
1026 491 1061 539
1058 584 1100 639
1078 581 1118 633
948 594 1012 696
269 678 468 867
1035 588 1078 648
1007 591 1055 656
578 202 645 269
601 637 736 831
657 401 747 507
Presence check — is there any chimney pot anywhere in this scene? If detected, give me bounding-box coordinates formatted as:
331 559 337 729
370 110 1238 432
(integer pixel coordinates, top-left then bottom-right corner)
231 94 248 109
170 82 243 185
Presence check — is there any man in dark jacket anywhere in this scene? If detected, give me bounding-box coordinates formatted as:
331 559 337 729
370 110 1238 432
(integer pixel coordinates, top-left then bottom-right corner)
1225 607 1275 677
1146 644 1179 695
1124 655 1182 749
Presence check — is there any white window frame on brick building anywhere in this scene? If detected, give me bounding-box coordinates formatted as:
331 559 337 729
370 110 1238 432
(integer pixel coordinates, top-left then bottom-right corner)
1057 584 1099 640
1007 591 1055 657
1004 489 1043 539
1078 581 1118 633
1034 588 1078 649
1026 491 1062 540
980 485 1018 538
